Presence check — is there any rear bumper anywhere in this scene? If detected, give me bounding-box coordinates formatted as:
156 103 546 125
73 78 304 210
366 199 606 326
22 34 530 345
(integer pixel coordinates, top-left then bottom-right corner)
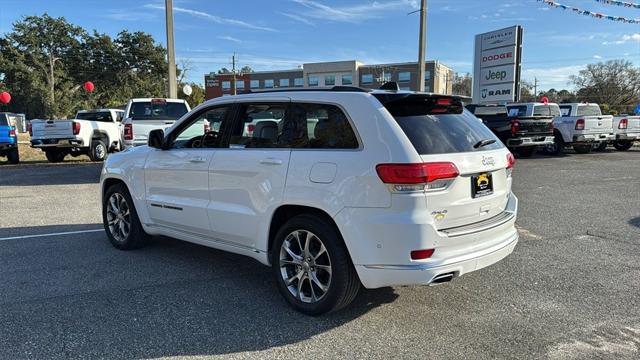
31 137 84 148
123 139 148 148
336 193 519 289
0 142 17 151
573 133 614 143
616 132 640 141
506 136 554 147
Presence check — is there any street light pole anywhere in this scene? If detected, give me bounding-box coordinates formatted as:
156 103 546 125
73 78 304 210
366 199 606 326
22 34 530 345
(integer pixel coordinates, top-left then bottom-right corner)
165 0 177 98
417 0 427 92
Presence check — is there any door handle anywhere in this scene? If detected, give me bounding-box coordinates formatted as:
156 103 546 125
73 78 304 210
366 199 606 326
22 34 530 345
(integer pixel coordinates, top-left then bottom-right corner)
189 156 207 163
259 158 283 165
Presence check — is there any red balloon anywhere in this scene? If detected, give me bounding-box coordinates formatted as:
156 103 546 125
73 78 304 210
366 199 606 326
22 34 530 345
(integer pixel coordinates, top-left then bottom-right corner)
541 96 549 105
0 91 10 104
84 81 95 93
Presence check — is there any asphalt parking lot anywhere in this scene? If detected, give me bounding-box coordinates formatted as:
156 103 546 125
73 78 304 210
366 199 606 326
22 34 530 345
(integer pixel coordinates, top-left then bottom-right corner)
1 149 639 360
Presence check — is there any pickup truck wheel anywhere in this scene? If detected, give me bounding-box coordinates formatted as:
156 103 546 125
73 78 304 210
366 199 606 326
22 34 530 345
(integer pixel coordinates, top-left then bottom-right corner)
7 148 19 164
613 140 633 151
45 150 65 163
90 139 107 162
573 144 592 154
544 134 564 155
272 214 360 316
102 183 150 250
515 147 534 158
595 142 608 152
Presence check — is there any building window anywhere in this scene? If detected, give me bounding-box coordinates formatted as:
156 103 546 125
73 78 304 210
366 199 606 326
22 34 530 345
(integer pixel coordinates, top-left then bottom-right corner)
294 78 304 87
341 74 353 85
222 81 231 90
381 72 391 82
425 85 431 92
361 74 373 84
308 76 319 87
250 80 260 89
398 72 411 82
325 75 335 86
424 71 431 80
236 80 245 90
264 79 274 88
280 78 290 87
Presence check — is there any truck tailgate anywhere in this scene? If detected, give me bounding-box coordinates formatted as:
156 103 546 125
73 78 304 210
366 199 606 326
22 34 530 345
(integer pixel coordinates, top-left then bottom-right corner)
583 115 613 134
517 116 553 136
132 119 176 143
31 120 74 139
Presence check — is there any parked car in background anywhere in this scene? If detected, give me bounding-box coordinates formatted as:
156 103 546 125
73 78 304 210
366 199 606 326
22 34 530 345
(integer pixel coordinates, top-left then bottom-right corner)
466 104 554 157
122 98 190 148
609 115 640 151
101 88 519 315
0 112 20 164
30 108 124 163
543 103 613 154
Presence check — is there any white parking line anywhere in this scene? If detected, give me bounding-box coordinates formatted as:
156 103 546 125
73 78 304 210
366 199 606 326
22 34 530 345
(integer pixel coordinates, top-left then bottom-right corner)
0 229 103 242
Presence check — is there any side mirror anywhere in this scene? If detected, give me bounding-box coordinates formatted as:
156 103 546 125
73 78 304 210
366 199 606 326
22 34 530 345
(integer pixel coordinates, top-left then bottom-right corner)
148 129 165 149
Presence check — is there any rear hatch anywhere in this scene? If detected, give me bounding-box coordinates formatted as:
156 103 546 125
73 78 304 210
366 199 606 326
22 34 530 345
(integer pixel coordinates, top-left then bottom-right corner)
576 105 613 134
376 94 512 230
30 120 74 139
126 100 189 144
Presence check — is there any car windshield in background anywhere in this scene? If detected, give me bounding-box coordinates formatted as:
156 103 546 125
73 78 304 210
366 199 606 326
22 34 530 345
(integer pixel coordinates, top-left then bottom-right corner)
76 111 113 122
130 102 188 120
533 105 561 117
380 97 502 154
577 105 602 117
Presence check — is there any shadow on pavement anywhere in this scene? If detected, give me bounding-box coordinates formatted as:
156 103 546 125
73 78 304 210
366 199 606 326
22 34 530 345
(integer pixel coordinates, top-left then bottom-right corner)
629 216 640 229
0 224 398 358
0 162 102 186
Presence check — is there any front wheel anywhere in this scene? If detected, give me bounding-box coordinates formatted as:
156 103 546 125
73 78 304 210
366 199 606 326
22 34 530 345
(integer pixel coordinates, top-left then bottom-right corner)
272 214 360 315
103 183 150 250
613 140 633 151
573 144 592 154
7 148 19 164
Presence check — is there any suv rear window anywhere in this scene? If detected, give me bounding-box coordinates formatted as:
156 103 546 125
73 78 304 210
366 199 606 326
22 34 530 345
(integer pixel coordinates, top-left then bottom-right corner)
378 95 502 154
129 101 188 120
577 105 602 117
76 111 113 122
0 114 8 126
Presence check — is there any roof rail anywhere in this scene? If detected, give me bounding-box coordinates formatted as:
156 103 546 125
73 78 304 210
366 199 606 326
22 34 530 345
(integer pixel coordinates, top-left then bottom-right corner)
239 86 370 94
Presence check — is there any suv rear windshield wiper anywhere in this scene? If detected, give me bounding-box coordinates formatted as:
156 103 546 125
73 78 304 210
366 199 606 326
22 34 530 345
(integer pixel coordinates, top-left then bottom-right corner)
473 139 497 149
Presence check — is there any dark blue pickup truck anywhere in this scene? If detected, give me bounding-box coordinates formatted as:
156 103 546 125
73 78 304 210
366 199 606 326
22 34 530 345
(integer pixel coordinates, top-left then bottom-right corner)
0 112 20 164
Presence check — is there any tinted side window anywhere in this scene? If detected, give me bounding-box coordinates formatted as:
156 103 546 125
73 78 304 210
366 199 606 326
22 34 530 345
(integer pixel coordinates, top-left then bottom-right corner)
76 111 113 122
287 103 358 149
230 103 288 148
0 114 8 126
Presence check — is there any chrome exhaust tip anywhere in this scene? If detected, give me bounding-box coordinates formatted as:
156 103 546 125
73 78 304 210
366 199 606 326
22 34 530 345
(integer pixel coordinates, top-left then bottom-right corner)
430 272 455 285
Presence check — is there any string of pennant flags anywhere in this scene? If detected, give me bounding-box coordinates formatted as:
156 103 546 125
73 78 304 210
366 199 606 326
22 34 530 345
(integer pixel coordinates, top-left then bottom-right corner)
538 0 640 23
594 0 640 9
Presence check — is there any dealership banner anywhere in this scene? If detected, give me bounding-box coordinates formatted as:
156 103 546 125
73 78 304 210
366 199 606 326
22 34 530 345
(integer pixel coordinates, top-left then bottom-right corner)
473 26 523 105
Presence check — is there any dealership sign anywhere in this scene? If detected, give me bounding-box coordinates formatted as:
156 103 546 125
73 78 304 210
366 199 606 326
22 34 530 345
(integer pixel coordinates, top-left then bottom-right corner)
473 26 523 104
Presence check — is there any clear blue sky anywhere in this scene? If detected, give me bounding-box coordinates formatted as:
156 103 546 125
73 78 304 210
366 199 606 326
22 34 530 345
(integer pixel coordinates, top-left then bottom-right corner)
1 0 638 90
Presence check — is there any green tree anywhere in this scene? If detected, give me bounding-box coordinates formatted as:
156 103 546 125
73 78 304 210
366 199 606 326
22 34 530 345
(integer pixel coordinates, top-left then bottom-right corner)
178 82 205 107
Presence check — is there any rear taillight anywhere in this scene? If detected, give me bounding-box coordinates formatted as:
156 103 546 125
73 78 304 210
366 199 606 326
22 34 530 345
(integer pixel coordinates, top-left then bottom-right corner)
124 123 133 140
575 119 585 130
247 124 256 136
376 162 459 193
9 128 16 137
619 118 628 129
506 152 516 178
204 122 210 132
510 119 520 135
28 123 32 136
411 249 435 260
72 121 81 135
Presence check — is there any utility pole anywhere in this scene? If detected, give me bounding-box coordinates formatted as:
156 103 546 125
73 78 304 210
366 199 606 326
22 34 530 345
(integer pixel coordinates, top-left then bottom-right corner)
417 0 427 92
533 77 538 99
165 0 177 98
232 53 237 96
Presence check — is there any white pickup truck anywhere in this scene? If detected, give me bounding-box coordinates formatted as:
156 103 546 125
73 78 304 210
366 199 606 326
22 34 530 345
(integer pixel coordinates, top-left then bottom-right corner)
30 109 124 163
122 98 190 148
546 103 614 154
609 115 640 151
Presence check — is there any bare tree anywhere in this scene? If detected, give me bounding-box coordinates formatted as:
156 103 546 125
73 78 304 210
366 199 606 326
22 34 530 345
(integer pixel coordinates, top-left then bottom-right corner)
571 60 640 109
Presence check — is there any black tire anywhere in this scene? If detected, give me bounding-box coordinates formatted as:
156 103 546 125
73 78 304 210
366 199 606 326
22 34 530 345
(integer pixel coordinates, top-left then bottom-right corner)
573 144 592 154
89 139 107 162
272 214 360 316
45 149 66 163
102 182 150 250
613 140 633 151
515 147 535 158
7 148 19 164
595 142 608 152
544 134 564 155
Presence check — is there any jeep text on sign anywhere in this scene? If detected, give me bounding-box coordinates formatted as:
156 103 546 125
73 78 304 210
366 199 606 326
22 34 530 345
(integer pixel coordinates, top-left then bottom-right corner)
480 64 515 85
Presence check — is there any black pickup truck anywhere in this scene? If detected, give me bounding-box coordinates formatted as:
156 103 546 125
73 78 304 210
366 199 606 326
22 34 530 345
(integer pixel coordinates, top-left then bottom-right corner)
466 104 555 157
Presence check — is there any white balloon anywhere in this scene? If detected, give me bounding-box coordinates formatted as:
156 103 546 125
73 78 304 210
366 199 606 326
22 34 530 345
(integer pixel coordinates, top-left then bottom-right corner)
182 84 193 96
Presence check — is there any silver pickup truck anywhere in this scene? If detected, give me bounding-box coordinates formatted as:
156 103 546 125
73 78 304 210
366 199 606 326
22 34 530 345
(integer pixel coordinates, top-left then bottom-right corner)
546 103 614 154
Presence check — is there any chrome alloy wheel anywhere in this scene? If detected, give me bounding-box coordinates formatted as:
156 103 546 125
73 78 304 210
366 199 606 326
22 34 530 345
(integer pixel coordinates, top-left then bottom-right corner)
279 230 332 303
106 193 131 242
95 143 106 159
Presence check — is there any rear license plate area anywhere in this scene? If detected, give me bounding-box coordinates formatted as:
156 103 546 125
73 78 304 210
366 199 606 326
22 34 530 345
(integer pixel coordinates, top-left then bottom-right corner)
471 172 493 198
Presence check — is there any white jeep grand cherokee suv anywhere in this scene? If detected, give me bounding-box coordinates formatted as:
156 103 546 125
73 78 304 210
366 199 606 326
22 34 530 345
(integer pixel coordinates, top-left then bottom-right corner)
100 87 519 315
